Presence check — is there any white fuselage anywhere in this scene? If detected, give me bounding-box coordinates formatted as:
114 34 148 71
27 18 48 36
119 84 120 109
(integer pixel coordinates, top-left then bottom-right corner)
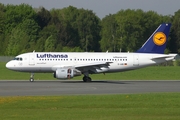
6 52 176 74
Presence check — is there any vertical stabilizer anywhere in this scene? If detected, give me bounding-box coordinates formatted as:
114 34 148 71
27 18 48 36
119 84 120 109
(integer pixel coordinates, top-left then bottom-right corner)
137 23 171 54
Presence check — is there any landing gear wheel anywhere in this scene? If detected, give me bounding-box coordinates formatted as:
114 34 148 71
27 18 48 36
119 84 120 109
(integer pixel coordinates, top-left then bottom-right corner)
87 77 92 82
83 76 87 82
83 76 92 82
29 78 34 82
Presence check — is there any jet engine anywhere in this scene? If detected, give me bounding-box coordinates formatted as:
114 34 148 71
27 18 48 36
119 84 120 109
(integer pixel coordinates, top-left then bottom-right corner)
53 68 81 79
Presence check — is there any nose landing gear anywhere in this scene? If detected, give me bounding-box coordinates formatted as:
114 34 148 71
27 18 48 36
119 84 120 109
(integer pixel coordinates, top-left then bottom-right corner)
29 73 34 82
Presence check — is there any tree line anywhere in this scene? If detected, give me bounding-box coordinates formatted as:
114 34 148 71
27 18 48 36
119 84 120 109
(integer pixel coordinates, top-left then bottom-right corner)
0 3 180 56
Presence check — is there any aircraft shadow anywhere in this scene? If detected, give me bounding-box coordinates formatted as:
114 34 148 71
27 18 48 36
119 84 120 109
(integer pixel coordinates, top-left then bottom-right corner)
59 80 127 84
0 80 127 84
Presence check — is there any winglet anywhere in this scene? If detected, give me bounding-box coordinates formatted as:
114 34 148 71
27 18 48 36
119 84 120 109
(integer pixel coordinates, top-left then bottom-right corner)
137 23 171 54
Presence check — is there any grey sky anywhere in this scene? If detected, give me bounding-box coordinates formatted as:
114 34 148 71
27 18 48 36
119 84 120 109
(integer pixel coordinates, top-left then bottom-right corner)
1 0 180 19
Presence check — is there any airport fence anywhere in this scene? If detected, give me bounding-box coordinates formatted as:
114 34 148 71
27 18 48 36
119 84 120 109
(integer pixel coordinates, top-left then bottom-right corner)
0 56 14 62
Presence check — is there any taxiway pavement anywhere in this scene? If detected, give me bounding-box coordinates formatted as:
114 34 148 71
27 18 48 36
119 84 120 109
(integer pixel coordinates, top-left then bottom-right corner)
0 80 180 96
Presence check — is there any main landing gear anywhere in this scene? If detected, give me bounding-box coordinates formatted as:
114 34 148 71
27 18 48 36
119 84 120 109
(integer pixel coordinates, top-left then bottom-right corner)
29 73 34 82
83 76 92 82
82 72 92 82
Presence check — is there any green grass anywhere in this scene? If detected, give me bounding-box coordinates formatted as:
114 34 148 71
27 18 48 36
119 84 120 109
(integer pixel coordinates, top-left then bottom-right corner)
1 62 180 120
0 93 180 120
1 62 180 80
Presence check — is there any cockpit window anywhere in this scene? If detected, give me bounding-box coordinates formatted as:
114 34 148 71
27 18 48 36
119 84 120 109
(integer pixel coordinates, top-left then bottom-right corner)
14 57 23 61
14 58 18 60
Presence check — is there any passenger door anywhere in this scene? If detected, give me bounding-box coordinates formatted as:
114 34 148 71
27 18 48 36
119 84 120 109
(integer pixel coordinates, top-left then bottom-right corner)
29 53 35 65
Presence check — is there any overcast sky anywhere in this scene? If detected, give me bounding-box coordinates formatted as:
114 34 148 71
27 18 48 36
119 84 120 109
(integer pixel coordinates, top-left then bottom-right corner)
1 0 180 19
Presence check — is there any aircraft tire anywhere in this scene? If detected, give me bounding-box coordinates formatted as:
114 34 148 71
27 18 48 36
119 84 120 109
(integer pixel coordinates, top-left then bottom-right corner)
87 77 92 82
29 78 34 82
83 76 87 82
83 76 92 82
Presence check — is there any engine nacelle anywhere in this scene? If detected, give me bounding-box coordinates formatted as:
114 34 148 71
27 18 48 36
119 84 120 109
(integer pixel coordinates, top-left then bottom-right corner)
53 68 81 79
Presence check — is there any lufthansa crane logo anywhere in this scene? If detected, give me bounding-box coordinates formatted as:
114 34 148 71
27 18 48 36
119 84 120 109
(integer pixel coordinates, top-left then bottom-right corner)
153 32 166 46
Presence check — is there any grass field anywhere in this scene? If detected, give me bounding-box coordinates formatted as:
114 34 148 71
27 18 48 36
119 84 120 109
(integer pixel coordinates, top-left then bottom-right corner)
1 62 180 120
1 62 180 80
0 93 180 120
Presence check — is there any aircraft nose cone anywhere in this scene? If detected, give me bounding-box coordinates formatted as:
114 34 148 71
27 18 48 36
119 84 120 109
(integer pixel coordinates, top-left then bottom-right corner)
6 62 10 69
6 62 13 69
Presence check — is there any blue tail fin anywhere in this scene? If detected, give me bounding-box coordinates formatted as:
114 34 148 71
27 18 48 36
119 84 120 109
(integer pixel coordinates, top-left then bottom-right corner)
137 23 171 54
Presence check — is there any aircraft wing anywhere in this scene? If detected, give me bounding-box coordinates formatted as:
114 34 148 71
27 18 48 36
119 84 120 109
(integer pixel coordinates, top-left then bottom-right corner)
75 62 112 68
51 62 112 72
74 62 113 74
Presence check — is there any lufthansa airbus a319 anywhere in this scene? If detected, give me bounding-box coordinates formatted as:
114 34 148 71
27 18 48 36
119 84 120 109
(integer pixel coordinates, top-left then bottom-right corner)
6 23 178 82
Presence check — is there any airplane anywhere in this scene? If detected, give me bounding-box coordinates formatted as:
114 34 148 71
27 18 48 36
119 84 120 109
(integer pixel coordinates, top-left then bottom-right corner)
6 23 178 82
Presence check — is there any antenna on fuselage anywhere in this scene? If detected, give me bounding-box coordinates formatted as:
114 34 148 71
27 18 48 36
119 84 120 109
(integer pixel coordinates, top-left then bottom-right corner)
33 50 35 53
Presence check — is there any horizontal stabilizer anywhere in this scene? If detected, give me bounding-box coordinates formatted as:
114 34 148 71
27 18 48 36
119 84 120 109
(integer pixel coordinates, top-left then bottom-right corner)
151 54 178 60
